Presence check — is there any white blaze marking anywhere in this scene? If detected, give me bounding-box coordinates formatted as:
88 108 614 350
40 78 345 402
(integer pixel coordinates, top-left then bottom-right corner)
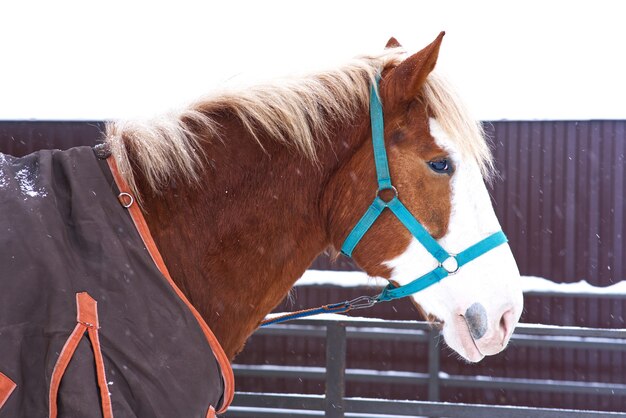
384 118 522 362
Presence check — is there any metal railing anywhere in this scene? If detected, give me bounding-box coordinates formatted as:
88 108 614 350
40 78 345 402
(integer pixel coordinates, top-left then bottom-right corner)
224 318 626 417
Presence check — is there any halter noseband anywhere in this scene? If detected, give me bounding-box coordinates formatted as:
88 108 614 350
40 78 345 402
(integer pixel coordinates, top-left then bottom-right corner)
340 77 507 303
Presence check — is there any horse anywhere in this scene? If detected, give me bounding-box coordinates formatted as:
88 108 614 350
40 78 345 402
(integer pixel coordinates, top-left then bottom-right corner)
0 32 523 417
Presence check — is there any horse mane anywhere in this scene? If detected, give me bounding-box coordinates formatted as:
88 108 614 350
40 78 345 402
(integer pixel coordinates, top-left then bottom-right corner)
105 48 492 198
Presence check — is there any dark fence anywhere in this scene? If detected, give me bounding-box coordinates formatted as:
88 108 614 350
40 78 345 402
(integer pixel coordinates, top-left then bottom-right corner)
226 318 626 417
490 121 625 288
0 121 104 157
2 120 625 413
235 286 626 412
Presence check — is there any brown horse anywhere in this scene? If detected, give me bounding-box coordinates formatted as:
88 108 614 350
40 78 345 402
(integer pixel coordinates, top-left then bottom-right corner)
0 33 524 418
106 33 522 367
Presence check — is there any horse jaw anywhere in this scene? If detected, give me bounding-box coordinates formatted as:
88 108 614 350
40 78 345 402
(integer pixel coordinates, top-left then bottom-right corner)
384 118 523 363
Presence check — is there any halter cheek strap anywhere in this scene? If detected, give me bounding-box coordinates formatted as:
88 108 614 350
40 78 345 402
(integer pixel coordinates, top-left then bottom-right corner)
340 78 507 303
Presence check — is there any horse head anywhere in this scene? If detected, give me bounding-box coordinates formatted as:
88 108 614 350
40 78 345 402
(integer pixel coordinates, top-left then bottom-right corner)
326 33 523 362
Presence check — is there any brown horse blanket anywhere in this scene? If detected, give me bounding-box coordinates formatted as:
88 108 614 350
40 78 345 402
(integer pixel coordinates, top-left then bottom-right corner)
0 146 229 417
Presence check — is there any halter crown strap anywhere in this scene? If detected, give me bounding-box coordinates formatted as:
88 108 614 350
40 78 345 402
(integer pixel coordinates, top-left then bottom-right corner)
370 81 392 190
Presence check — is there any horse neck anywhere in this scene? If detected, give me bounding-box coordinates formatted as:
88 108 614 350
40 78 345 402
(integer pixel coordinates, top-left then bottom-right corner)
137 113 367 359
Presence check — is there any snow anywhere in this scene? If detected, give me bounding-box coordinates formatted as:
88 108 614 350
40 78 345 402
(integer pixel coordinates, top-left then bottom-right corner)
0 156 47 199
520 275 626 295
295 270 626 296
0 154 9 189
15 168 46 198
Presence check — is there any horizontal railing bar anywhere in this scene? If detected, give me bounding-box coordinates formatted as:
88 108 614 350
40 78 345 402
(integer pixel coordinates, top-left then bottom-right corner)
254 323 626 351
225 406 323 417
231 393 324 410
510 334 626 350
233 364 430 384
233 364 326 379
343 398 626 418
253 324 430 342
514 323 626 338
252 325 327 338
346 327 429 342
344 414 427 418
441 374 626 395
524 290 626 300
229 393 626 417
233 364 625 396
258 319 626 338
343 369 430 383
252 325 626 351
229 413 444 418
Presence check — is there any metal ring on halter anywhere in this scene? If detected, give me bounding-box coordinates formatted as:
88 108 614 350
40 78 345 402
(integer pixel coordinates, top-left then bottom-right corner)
439 254 459 274
376 186 398 203
118 192 134 208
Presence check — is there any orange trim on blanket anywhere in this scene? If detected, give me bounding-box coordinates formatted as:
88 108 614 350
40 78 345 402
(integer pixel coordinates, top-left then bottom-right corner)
206 405 216 418
106 156 234 413
88 326 114 418
78 293 114 418
49 293 114 418
0 372 16 410
76 292 99 328
49 322 86 418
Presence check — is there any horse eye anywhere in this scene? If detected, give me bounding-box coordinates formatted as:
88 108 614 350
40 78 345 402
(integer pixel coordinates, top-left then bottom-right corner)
428 159 452 174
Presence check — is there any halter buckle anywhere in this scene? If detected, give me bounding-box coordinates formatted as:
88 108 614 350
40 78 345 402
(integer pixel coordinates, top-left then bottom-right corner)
439 254 459 274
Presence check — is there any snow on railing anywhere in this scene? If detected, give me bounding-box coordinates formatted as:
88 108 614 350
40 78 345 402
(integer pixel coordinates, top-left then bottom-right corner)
295 270 626 297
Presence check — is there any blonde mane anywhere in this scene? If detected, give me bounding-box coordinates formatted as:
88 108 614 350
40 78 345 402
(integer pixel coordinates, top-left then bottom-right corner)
105 48 492 198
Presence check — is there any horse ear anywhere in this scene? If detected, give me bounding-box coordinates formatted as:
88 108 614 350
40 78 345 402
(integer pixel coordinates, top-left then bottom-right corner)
381 31 445 105
385 37 402 48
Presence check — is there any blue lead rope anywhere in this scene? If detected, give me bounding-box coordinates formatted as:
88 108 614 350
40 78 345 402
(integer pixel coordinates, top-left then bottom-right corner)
261 296 377 327
261 77 507 327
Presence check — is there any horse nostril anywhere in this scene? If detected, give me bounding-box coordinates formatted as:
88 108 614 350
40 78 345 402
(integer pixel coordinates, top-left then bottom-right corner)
499 308 515 345
464 303 488 340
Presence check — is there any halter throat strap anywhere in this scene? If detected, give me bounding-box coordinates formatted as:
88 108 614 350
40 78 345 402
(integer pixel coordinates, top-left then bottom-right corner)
340 78 507 303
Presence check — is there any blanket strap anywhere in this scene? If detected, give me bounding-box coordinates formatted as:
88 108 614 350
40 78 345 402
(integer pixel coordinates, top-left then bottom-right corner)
0 372 16 410
49 293 114 418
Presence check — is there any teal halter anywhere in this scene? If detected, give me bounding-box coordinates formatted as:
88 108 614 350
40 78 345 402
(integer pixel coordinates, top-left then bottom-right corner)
340 78 507 303
260 78 508 327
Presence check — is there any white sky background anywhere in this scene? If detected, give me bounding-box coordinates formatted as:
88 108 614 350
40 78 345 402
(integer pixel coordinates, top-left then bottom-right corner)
1 0 625 121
